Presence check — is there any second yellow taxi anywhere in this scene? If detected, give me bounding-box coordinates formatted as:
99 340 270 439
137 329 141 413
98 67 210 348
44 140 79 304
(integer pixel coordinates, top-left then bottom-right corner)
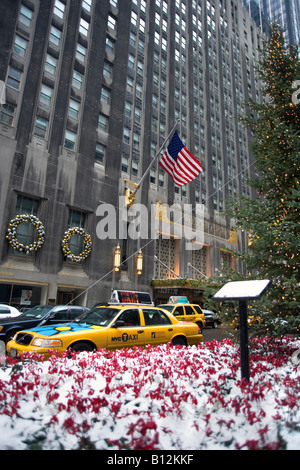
158 297 206 333
7 297 203 358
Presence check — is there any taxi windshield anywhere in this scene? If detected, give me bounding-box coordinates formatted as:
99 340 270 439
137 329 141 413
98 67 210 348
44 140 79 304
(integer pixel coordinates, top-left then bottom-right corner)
76 307 119 327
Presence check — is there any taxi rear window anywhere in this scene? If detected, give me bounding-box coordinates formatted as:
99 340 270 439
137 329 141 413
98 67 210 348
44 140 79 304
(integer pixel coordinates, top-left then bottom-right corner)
159 305 173 312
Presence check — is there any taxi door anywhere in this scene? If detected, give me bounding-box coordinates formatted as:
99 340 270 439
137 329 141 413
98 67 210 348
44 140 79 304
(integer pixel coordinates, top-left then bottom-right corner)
141 308 174 346
172 305 185 321
107 308 145 349
183 305 197 322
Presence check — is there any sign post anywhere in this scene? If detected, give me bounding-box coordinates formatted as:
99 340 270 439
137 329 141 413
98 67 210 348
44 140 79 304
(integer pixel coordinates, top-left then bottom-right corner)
213 279 271 382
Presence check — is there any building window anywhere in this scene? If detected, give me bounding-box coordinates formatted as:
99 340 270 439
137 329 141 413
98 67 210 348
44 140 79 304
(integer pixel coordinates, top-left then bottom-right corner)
64 129 76 150
137 61 143 77
123 127 130 144
139 18 145 33
7 67 22 90
45 54 57 75
150 169 156 184
98 113 108 132
103 61 112 78
131 11 137 26
159 173 164 187
134 107 141 123
100 86 110 104
125 101 132 117
0 103 15 125
83 0 92 12
53 0 65 19
136 83 142 99
133 132 139 149
128 54 135 69
108 15 116 30
127 76 134 92
132 161 138 177
129 32 136 47
105 36 114 53
122 156 129 172
19 4 33 27
39 84 53 106
33 116 48 138
67 209 86 257
72 70 83 89
95 143 105 164
79 17 89 36
68 99 80 119
10 195 39 255
49 26 61 46
13 35 28 58
76 43 87 63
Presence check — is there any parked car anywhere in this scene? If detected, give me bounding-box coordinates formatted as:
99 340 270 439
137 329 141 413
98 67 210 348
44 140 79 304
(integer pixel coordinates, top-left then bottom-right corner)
0 304 21 319
202 309 222 328
158 301 206 333
0 305 89 344
7 304 203 357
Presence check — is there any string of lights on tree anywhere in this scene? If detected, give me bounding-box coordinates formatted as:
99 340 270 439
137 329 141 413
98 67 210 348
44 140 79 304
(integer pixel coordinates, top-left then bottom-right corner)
225 24 300 336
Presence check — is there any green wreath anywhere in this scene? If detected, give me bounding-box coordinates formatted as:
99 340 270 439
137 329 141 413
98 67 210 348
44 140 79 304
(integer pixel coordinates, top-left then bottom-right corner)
61 227 92 263
6 214 45 254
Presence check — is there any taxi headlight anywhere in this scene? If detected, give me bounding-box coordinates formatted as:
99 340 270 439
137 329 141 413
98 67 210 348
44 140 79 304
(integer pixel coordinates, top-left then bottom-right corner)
32 338 62 348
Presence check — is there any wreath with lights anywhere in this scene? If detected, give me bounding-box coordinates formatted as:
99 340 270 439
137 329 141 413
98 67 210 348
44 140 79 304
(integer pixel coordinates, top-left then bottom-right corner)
6 214 45 254
61 227 92 263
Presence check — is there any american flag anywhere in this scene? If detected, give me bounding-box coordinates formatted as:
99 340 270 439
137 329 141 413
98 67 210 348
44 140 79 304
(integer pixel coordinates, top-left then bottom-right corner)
158 132 203 187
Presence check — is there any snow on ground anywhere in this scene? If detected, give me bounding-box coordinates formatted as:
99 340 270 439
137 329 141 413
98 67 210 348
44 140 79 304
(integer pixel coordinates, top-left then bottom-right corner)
0 336 299 450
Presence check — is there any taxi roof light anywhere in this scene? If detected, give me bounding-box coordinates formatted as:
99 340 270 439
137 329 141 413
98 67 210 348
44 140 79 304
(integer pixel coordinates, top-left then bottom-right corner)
109 290 154 306
168 296 189 304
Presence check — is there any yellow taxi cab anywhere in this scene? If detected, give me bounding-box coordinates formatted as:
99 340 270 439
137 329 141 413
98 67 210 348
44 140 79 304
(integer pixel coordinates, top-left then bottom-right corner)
6 291 203 358
158 296 206 333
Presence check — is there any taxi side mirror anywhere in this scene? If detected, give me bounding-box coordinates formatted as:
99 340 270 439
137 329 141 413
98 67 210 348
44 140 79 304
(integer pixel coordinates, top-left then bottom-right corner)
112 320 126 328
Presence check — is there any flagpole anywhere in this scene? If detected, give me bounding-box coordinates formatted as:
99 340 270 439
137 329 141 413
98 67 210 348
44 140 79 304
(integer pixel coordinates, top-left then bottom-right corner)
139 120 179 188
126 120 179 203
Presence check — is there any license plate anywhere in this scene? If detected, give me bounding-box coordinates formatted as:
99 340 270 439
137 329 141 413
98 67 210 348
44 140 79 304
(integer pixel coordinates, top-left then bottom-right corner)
10 348 17 358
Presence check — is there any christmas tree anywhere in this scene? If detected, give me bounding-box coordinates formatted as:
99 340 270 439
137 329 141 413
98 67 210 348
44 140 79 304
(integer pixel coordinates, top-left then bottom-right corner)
226 24 300 336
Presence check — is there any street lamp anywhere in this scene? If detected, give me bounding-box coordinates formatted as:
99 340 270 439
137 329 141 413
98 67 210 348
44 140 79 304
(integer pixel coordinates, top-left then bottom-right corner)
113 244 121 272
136 249 143 275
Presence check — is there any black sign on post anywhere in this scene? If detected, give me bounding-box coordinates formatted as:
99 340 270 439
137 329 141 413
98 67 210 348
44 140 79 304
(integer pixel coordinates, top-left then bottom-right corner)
213 280 271 382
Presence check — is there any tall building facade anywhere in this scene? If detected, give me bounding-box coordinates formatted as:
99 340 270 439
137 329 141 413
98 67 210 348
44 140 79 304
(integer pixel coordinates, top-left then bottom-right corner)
242 0 300 46
0 0 263 308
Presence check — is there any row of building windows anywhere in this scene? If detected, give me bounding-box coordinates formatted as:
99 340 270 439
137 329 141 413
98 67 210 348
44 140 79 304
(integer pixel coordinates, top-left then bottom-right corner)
0 0 259 206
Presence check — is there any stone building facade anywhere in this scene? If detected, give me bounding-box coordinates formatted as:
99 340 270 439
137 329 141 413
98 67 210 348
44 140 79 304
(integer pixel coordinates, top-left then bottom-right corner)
0 0 263 308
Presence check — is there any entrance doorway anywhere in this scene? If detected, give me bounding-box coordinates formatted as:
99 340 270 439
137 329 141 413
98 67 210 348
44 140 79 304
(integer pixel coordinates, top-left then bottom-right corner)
56 286 87 306
57 291 75 305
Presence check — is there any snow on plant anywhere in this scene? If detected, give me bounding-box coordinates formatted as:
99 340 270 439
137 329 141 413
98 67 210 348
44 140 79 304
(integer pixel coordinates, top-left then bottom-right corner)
0 336 299 450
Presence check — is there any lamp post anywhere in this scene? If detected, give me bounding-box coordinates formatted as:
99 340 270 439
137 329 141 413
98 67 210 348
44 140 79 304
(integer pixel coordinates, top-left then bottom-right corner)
113 244 121 272
136 249 143 275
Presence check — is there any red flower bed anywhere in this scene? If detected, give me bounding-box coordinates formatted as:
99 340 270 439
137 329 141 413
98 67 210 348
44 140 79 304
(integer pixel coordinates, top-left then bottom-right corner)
0 336 299 450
